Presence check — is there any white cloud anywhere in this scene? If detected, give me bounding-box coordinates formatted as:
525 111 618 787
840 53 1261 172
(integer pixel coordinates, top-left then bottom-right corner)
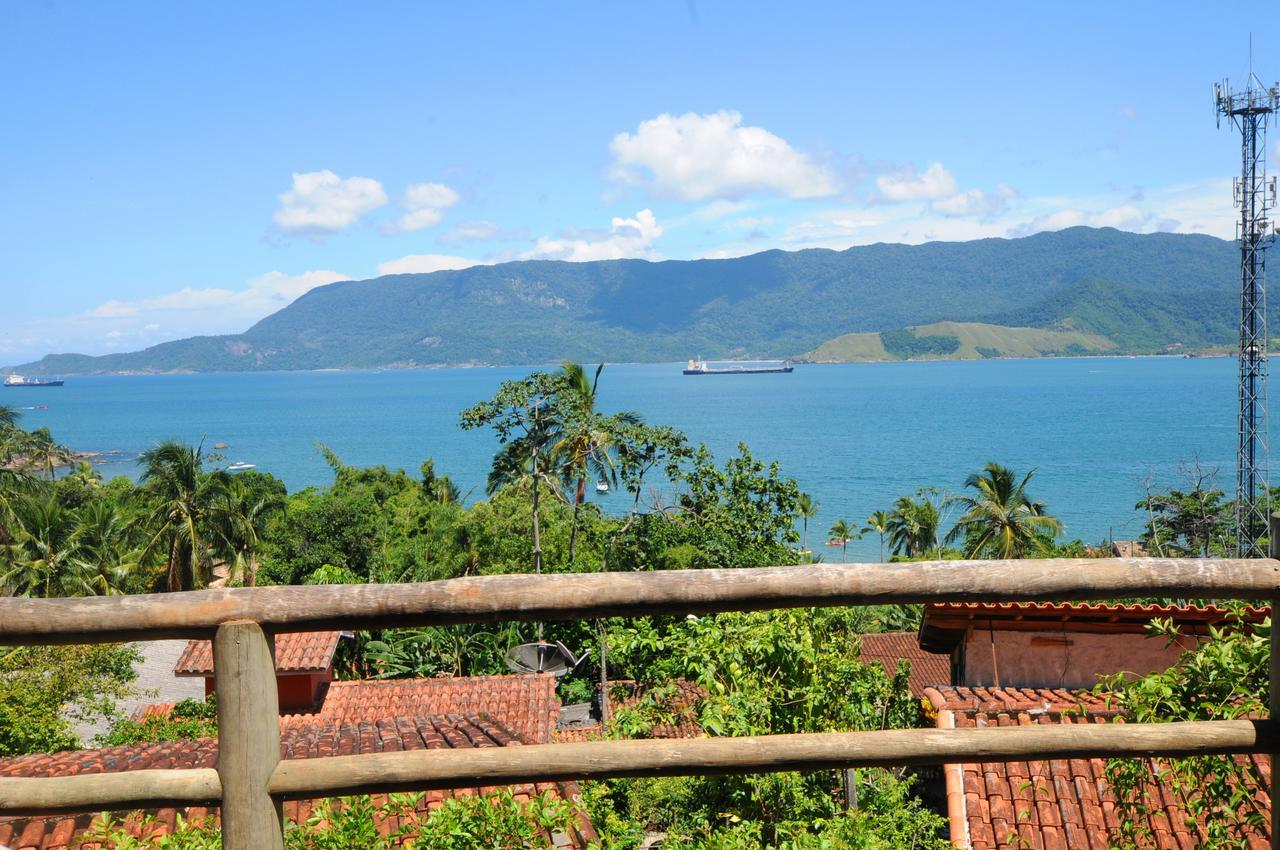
376 254 490 275
875 162 957 202
89 270 350 319
2 270 350 362
1010 204 1158 237
875 163 1018 219
274 170 387 234
756 178 1233 255
440 220 524 243
387 182 461 233
609 111 839 202
932 185 1019 218
1120 106 1137 120
695 200 755 220
88 300 140 318
526 209 663 262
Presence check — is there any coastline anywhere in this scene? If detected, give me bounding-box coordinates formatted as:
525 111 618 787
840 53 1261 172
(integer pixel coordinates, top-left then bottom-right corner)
3 350 1239 378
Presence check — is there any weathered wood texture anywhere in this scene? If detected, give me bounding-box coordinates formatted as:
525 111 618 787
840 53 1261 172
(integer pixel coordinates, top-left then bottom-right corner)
2 557 1277 644
1269 512 1280 850
214 621 283 850
269 718 1278 799
0 768 220 815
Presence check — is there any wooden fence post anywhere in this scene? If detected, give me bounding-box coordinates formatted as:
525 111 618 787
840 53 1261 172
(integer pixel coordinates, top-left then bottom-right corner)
214 620 283 850
1268 511 1280 850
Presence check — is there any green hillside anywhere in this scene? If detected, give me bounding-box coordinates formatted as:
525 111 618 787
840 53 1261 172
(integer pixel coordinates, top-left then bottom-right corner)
9 227 1244 374
806 321 1116 362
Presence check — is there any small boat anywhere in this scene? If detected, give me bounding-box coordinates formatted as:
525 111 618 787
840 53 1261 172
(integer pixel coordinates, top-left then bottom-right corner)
4 374 64 388
226 461 256 472
595 481 609 493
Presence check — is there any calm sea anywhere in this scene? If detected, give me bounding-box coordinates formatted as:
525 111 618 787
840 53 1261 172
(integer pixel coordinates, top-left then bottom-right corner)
7 358 1252 560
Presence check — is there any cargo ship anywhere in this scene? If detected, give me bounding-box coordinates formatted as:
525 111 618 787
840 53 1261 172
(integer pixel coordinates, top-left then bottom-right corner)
4 374 64 388
683 358 793 375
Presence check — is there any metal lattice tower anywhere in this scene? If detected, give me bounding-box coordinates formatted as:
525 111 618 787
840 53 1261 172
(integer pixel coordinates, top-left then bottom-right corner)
1215 74 1279 556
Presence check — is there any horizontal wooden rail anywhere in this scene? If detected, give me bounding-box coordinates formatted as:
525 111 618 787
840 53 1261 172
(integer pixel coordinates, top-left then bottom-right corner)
268 719 1276 799
0 768 220 815
1 557 1276 644
0 720 1267 815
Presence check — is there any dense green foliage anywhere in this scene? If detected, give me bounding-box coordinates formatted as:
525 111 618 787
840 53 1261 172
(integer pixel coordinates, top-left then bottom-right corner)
878 328 960 358
80 790 584 849
591 607 948 846
1098 610 1269 849
984 277 1239 353
0 644 140 756
1133 462 1277 556
10 227 1240 373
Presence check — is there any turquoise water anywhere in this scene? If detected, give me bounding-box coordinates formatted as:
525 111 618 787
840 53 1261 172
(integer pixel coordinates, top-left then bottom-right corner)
7 357 1252 560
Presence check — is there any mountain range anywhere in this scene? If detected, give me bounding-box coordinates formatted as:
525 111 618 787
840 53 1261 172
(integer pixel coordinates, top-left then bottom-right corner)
11 227 1248 374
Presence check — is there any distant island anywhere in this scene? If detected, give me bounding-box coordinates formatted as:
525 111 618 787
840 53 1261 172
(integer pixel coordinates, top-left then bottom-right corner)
7 226 1247 375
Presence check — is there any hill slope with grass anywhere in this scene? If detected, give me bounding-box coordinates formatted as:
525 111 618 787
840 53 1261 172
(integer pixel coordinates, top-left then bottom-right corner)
9 227 1245 374
806 321 1117 362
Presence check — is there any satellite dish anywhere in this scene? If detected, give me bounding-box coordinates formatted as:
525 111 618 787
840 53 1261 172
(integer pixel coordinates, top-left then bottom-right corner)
505 641 581 677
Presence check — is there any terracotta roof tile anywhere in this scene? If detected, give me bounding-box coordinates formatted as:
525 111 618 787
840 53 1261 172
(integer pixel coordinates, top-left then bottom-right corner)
0 712 597 849
857 632 950 696
173 631 345 676
927 686 1271 850
281 674 559 745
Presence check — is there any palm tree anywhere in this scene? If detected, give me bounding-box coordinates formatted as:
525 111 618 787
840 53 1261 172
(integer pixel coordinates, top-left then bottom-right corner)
863 510 891 562
65 460 102 490
797 493 819 556
0 426 37 547
24 427 69 479
946 462 1063 558
886 495 941 558
72 500 139 595
211 477 283 587
553 362 640 563
140 440 224 592
1 496 83 597
827 518 858 563
420 459 465 505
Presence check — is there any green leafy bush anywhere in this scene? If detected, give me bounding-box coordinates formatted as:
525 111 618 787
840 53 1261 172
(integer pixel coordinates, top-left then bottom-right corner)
102 696 218 746
879 329 960 359
1098 608 1269 850
79 790 585 850
0 643 140 756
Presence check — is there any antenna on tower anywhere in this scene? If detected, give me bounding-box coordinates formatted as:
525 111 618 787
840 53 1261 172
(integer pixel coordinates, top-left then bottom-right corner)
1214 65 1280 556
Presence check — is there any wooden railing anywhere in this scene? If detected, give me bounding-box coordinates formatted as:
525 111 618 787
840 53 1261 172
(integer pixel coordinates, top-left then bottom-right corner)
2 552 1279 848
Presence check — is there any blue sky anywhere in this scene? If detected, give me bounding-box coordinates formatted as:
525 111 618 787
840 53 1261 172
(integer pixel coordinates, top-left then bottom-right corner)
1 1 1276 363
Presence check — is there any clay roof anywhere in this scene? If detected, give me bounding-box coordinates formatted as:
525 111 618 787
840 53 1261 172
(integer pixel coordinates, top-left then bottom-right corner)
281 675 559 745
554 679 704 743
173 630 345 676
0 713 598 849
920 602 1268 653
857 632 951 697
924 686 1271 850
